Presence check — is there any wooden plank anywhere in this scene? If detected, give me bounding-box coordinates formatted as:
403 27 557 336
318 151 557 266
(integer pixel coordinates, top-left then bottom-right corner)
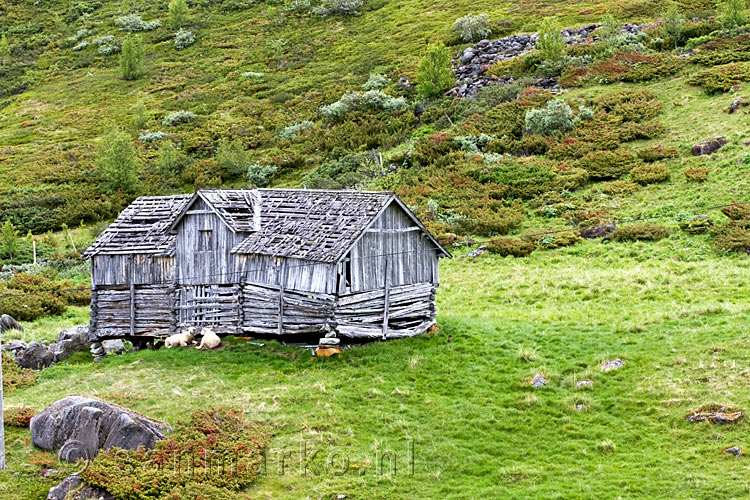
382 256 391 340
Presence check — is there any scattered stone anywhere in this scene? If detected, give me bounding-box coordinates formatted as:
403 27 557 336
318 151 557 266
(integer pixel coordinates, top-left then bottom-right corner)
31 396 171 463
576 380 594 388
49 325 91 363
686 405 744 424
102 339 126 355
398 76 410 88
466 245 487 258
47 473 83 500
0 313 23 333
729 98 743 114
15 342 55 370
90 341 106 362
574 403 586 411
579 224 616 239
41 468 57 478
70 484 116 500
530 373 547 388
692 136 727 156
2 342 28 353
319 337 341 346
724 445 742 456
602 359 624 372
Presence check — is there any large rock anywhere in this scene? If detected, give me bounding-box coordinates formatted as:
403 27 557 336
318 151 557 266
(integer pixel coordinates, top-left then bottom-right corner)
15 342 55 370
31 396 171 463
0 313 23 333
692 136 727 155
49 325 91 363
48 474 115 500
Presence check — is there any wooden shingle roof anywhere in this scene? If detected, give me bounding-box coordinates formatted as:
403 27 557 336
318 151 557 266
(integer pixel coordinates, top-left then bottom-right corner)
231 189 394 263
82 195 192 258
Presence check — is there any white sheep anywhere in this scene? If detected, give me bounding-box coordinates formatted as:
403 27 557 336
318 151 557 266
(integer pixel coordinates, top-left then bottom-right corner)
196 326 221 350
165 327 196 348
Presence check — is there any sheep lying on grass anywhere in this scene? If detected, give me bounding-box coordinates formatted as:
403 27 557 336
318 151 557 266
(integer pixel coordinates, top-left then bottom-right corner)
196 326 221 350
165 327 196 348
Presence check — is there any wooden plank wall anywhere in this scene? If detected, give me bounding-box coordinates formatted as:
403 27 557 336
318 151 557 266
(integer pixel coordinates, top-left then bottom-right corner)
174 198 248 285
92 255 175 286
90 284 171 338
347 202 439 292
240 283 334 335
237 255 336 294
175 284 240 335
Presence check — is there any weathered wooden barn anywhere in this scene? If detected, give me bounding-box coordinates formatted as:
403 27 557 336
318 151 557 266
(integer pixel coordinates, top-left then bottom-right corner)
83 189 450 341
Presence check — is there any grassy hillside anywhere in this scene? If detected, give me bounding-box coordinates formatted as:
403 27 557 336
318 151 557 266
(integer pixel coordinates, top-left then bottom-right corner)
4 244 750 499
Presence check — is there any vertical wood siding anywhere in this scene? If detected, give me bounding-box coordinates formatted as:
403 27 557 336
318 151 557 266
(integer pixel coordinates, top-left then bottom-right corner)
237 255 336 294
92 255 175 286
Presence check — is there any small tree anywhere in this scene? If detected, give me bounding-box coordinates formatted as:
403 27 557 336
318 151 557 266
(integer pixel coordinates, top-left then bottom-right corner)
155 141 182 175
119 36 144 80
719 0 747 36
598 14 620 42
663 5 684 49
133 101 148 129
1 220 20 260
416 44 454 99
0 34 10 67
96 128 139 193
536 18 565 62
168 0 189 29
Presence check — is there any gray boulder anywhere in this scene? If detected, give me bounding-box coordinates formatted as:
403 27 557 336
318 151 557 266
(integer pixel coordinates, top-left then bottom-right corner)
467 245 487 258
31 396 171 463
47 473 83 500
103 339 126 355
692 136 727 155
49 325 91 363
15 342 55 370
531 374 547 388
0 313 23 333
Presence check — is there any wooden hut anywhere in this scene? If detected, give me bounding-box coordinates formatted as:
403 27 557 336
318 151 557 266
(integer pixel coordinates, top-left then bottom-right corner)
83 189 451 341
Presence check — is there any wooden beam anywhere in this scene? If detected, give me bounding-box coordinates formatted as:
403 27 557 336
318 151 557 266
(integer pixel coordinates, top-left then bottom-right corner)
365 227 420 234
129 255 135 337
278 259 286 336
382 256 391 340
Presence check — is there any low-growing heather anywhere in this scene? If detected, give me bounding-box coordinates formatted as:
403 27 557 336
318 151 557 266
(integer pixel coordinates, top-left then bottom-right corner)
486 237 534 257
684 166 709 182
0 272 89 321
3 406 36 427
575 150 639 180
174 29 195 50
713 222 750 253
2 352 37 394
692 34 750 65
680 216 713 234
630 163 671 185
637 145 679 162
525 230 582 250
610 223 672 242
114 13 162 32
81 408 268 500
163 110 197 126
594 89 663 122
601 180 639 195
689 62 750 93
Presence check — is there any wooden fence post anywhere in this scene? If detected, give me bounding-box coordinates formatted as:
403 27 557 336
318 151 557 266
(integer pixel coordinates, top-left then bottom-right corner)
1 330 5 470
129 256 135 337
382 256 391 340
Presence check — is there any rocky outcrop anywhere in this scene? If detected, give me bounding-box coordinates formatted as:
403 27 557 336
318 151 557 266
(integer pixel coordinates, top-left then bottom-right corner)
0 314 23 333
692 136 727 155
30 396 171 463
12 325 92 370
15 342 55 369
47 474 115 500
449 24 646 98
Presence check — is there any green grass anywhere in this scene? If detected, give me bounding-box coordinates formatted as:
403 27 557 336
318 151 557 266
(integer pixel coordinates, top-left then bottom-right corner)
4 242 750 499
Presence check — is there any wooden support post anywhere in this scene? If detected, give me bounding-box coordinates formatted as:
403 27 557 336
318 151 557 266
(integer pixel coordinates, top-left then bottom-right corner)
32 240 36 265
0 329 5 470
238 276 246 334
382 256 391 340
129 256 135 337
278 260 285 335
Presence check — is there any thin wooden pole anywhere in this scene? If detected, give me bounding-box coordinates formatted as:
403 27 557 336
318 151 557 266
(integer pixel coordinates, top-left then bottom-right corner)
278 260 285 335
1 330 5 470
67 230 77 254
129 256 135 337
32 240 36 265
382 256 391 341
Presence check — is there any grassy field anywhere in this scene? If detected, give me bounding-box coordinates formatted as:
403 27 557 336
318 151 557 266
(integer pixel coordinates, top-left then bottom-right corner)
4 240 750 499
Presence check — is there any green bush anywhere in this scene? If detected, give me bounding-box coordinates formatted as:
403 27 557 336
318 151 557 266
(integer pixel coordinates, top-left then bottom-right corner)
575 150 639 180
524 98 574 135
594 89 663 122
536 17 565 62
719 0 747 36
713 222 750 253
453 13 492 42
119 36 144 80
168 0 189 29
0 272 86 320
600 180 639 195
610 224 672 242
95 128 140 194
246 163 277 187
82 408 269 500
416 44 454 99
684 166 709 182
301 153 379 189
525 230 581 249
174 29 195 50
662 4 684 49
680 216 712 234
362 73 389 90
114 13 162 32
689 62 750 93
163 110 196 126
636 145 679 162
329 0 362 15
321 91 405 119
486 237 534 257
630 163 671 185
4 406 36 427
2 352 37 394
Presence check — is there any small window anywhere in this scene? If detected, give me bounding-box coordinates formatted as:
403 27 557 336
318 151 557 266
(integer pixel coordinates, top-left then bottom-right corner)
198 229 213 251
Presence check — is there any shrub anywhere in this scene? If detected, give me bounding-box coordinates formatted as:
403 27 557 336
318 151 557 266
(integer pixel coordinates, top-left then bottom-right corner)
0 273 72 321
361 90 407 111
610 224 672 242
486 237 534 257
138 131 168 143
4 406 36 427
630 163 671 185
246 163 277 187
689 62 750 93
1 220 20 260
154 141 186 175
174 29 195 50
93 35 120 55
362 73 389 91
114 13 162 32
663 5 684 49
133 101 149 129
453 13 492 42
416 44 454 99
241 71 264 80
82 408 268 500
168 0 189 29
594 89 663 122
96 128 139 193
526 230 582 249
637 145 679 162
684 166 709 182
329 0 362 15
524 98 574 135
601 180 639 195
163 110 196 126
721 202 750 221
321 91 405 119
301 153 379 189
713 222 750 253
72 41 89 51
216 139 252 176
692 35 750 65
119 36 144 80
719 0 747 36
575 150 639 180
279 121 314 141
680 216 712 234
536 17 565 62
2 353 37 394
